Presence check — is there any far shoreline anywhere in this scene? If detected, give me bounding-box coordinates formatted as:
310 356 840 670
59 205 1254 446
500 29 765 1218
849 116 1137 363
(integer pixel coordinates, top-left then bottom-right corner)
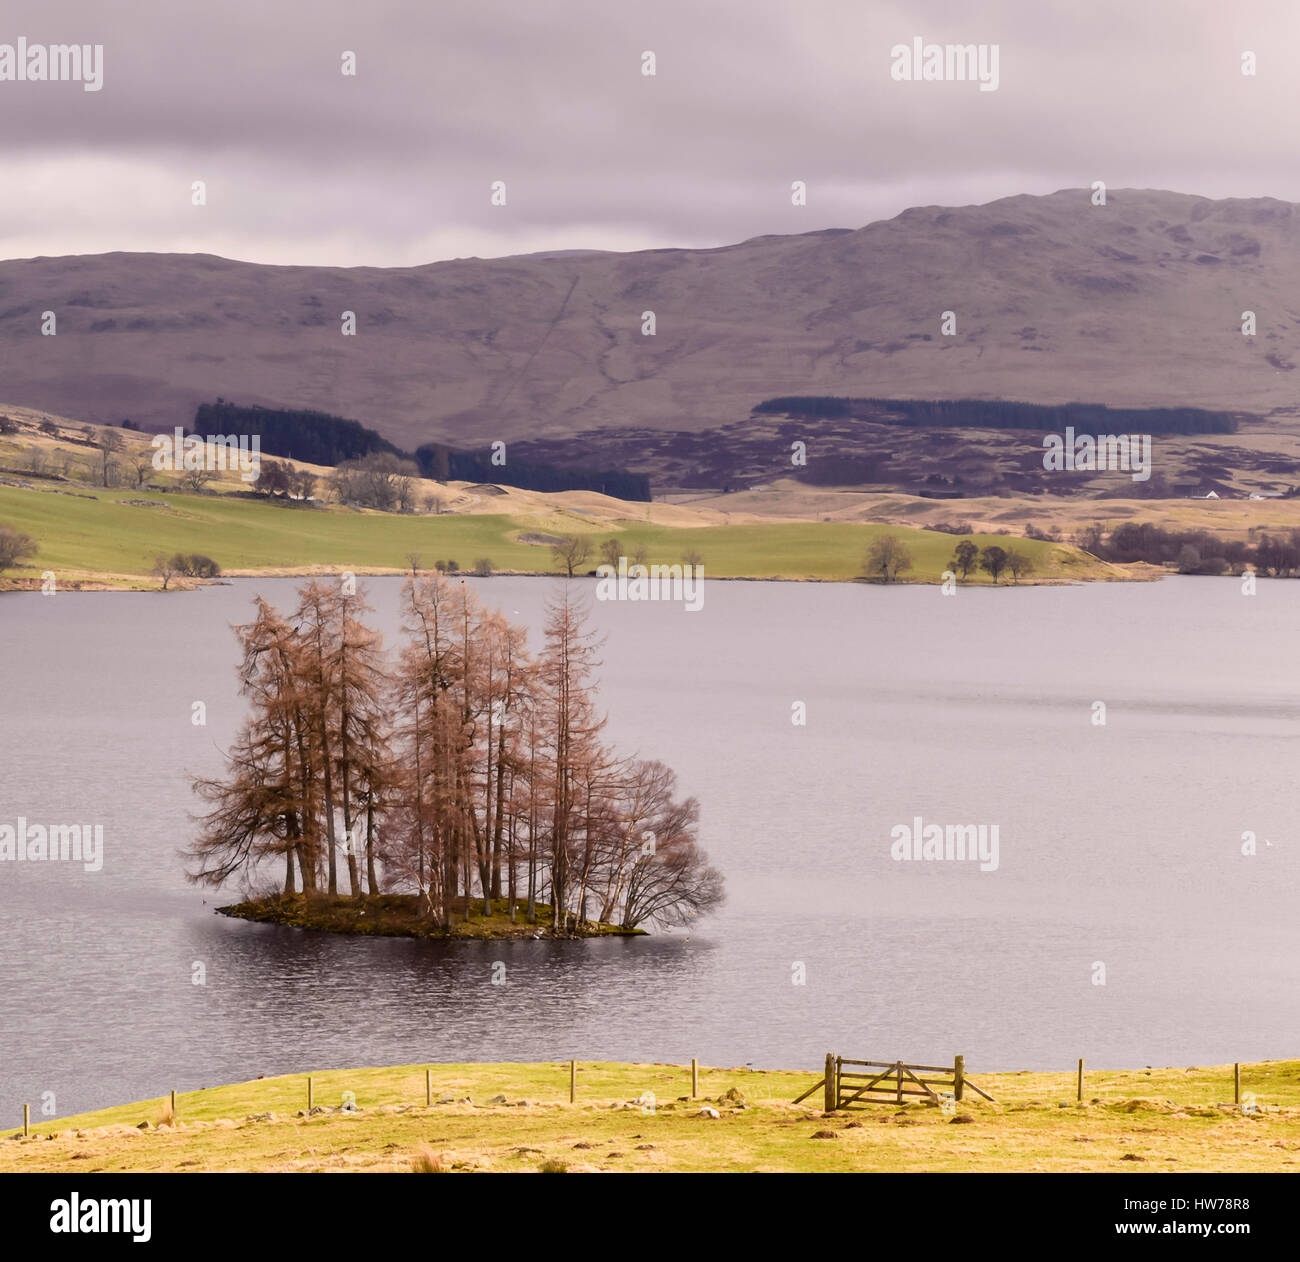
0 563 1161 594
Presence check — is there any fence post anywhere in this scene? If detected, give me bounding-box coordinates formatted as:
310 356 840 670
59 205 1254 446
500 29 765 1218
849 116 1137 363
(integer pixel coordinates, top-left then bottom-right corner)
569 1059 576 1104
896 1061 903 1104
23 1104 29 1137
1077 1058 1084 1103
823 1053 835 1112
307 1076 313 1111
691 1058 698 1099
954 1055 965 1103
1234 1063 1241 1105
426 1069 432 1107
170 1090 176 1119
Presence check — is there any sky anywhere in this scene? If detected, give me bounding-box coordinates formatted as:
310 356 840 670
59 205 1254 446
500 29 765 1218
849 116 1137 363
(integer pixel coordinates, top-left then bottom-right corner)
2 0 1298 266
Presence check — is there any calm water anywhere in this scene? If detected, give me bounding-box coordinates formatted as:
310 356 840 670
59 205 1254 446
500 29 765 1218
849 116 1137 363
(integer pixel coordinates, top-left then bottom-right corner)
1 575 1297 1119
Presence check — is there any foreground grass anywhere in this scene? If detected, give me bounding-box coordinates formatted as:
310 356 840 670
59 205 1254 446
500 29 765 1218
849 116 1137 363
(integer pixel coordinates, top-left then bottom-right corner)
0 481 1119 588
3 1060 1297 1173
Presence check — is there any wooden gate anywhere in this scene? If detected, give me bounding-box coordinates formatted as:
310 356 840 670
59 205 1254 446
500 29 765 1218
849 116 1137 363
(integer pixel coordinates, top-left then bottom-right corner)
794 1053 994 1109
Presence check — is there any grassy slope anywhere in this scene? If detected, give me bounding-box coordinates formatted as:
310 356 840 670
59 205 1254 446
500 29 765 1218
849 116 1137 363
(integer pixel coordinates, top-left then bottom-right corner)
2 1060 1296 1173
704 481 1300 542
0 482 1118 588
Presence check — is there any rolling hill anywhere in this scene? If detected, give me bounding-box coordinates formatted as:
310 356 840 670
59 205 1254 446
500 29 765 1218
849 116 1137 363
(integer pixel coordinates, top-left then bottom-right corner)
2 189 1299 455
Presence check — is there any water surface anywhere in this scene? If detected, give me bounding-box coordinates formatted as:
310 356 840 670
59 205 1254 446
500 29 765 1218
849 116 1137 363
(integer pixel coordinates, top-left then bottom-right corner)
1 575 1296 1118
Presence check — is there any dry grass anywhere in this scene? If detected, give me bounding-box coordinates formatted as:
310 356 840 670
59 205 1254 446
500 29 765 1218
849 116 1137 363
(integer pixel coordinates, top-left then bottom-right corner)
410 1143 447 1173
3 1060 1297 1174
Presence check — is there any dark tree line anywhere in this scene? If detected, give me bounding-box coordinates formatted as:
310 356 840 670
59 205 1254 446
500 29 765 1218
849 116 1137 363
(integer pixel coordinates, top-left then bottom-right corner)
188 402 652 499
1074 521 1300 575
193 402 403 467
415 444 651 501
754 396 1239 436
948 539 1034 583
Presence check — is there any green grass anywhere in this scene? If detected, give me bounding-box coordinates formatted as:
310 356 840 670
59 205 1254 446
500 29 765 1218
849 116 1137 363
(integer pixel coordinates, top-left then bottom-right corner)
218 893 644 938
2 1060 1296 1173
0 483 1120 587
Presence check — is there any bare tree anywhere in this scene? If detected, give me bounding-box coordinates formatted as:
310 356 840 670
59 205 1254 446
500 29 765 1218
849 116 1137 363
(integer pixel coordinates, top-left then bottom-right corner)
291 469 316 501
536 586 606 931
151 554 181 590
0 524 37 576
551 534 593 577
951 539 979 581
332 453 421 510
294 582 345 895
97 429 124 487
1004 548 1035 584
184 466 216 493
332 585 391 899
394 472 418 513
621 827 724 930
979 545 1009 584
593 758 723 930
864 533 913 583
257 461 294 497
187 598 319 895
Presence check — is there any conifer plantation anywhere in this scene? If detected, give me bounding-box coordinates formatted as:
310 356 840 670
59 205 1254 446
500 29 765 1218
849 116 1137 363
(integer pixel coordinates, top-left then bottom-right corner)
186 576 724 934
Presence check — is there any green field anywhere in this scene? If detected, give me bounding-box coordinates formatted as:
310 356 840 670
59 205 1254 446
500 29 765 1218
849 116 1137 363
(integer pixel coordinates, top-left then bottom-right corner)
0 483 1122 588
2 1059 1295 1173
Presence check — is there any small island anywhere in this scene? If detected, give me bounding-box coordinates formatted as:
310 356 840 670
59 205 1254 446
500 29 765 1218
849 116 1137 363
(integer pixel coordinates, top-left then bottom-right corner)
188 575 724 938
218 893 645 939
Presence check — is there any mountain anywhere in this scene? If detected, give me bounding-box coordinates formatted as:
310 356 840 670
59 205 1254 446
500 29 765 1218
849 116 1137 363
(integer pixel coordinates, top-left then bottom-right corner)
2 189 1298 452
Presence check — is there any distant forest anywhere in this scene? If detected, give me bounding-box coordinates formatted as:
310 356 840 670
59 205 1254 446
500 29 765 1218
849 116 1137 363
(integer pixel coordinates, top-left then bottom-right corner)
194 402 402 465
753 397 1240 436
414 444 650 501
191 402 651 499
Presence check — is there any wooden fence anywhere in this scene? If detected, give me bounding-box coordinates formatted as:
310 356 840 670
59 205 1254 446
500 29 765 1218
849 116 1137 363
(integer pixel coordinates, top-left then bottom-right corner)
795 1053 995 1110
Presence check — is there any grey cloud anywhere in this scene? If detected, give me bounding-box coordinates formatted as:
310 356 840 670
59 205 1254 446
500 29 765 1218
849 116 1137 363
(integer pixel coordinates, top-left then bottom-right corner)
1 0 1297 264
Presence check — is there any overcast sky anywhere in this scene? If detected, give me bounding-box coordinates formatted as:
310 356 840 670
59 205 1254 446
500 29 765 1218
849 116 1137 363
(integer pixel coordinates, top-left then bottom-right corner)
2 0 1298 266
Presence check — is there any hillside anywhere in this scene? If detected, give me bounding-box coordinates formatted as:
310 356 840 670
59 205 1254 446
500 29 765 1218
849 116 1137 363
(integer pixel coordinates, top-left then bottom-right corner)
0 406 1123 589
3 190 1299 451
